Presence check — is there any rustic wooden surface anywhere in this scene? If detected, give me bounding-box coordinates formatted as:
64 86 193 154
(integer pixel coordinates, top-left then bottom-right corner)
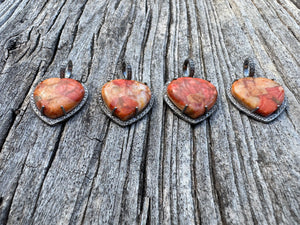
0 0 299 224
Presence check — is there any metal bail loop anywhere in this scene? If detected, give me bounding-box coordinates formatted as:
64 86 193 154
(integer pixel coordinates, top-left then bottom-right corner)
243 58 255 77
60 60 73 78
122 62 132 80
183 58 195 77
60 68 65 78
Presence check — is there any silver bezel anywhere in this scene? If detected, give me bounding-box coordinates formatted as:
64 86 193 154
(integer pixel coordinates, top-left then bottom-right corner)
227 84 287 123
30 82 89 126
99 91 154 127
163 81 218 124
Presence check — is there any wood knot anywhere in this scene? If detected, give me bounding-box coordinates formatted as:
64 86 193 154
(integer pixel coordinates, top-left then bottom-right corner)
6 37 20 51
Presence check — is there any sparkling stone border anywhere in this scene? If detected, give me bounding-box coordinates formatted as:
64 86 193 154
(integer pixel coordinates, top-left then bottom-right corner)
99 91 155 127
227 84 287 123
163 81 218 125
30 83 89 126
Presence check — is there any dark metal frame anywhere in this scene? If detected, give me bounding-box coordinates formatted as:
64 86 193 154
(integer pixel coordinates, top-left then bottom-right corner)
99 62 154 127
227 57 287 123
30 61 89 126
163 58 218 124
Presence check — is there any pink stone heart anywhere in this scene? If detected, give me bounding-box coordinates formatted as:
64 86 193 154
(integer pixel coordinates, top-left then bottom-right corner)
33 78 85 119
231 77 284 116
101 79 151 121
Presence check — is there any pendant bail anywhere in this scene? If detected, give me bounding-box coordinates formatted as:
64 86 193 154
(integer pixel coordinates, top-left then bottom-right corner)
183 58 195 77
60 68 65 78
122 62 132 80
243 57 255 77
60 60 73 78
65 60 73 78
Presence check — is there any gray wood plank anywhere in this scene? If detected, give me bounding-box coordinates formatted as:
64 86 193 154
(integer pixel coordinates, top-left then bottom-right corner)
0 0 299 224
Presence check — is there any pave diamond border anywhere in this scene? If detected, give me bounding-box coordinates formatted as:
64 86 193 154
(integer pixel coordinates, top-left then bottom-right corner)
30 82 89 126
99 90 155 127
163 81 218 124
227 84 287 123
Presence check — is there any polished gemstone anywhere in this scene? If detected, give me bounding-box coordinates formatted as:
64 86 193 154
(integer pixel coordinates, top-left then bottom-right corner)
167 77 218 119
101 79 152 121
33 78 85 119
231 77 284 116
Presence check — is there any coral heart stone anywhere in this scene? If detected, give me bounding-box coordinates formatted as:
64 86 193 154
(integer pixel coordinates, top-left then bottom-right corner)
33 78 85 119
167 77 218 119
231 77 284 116
101 79 151 121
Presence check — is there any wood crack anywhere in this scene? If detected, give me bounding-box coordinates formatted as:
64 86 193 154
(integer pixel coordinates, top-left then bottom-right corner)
0 131 39 225
95 2 110 40
0 57 42 152
184 0 193 58
118 131 135 223
82 33 95 83
270 0 300 42
138 9 152 82
46 0 67 33
242 119 272 220
79 123 110 224
28 33 41 57
138 117 152 218
0 109 15 152
0 0 22 27
70 138 106 225
46 20 67 72
0 180 19 225
163 0 172 83
12 60 42 127
209 136 227 225
251 0 299 64
29 124 65 221
275 0 300 25
191 127 201 225
69 0 89 51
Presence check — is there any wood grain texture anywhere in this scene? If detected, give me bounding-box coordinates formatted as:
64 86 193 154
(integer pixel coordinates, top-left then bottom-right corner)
0 0 299 224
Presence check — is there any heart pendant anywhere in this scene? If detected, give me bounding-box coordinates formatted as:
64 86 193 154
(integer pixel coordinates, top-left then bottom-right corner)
164 59 218 124
99 63 154 126
227 58 287 123
31 61 88 125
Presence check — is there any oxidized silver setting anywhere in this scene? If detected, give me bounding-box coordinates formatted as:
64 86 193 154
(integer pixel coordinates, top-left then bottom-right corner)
99 63 154 127
99 92 154 127
30 61 89 126
227 87 287 123
227 57 287 123
163 59 218 124
163 82 218 124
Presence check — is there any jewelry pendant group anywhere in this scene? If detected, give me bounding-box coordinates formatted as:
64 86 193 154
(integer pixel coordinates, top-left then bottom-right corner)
31 57 287 126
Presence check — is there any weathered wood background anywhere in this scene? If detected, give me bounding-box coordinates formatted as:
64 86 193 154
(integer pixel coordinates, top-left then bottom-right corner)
0 0 299 224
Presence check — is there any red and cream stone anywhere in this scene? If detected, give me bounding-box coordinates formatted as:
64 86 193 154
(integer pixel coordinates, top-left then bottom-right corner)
167 77 218 119
33 78 85 119
101 79 151 121
231 77 284 116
